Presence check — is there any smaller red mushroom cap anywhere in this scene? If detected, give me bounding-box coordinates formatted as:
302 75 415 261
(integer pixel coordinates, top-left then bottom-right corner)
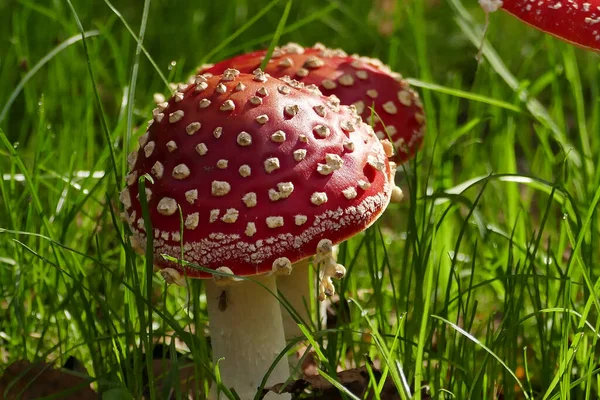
199 43 426 163
489 0 600 52
120 70 395 279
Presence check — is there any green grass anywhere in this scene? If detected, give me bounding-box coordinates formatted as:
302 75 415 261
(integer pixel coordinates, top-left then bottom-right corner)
1 0 599 398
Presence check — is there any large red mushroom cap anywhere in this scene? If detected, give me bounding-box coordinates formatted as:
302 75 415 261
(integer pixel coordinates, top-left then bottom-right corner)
483 0 600 51
199 43 426 163
120 70 395 280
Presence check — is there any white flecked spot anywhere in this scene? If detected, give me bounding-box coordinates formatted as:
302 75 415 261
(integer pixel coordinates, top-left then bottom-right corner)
355 70 368 80
234 82 246 92
284 104 299 117
293 149 307 161
154 113 164 123
313 125 330 138
278 57 293 68
151 161 164 179
157 197 177 215
327 96 340 111
338 74 354 86
295 215 307 226
342 187 357 199
213 127 223 139
221 208 239 223
119 188 131 209
245 222 257 237
196 143 208 156
304 56 325 69
264 157 280 173
216 83 227 94
358 179 371 190
366 89 378 98
367 154 385 171
343 140 355 152
268 189 280 201
174 92 184 102
186 122 201 135
220 100 235 111
127 151 138 170
169 110 184 123
311 192 328 205
216 159 228 169
268 181 294 202
317 153 344 175
353 101 365 114
242 192 257 207
322 79 337 90
254 70 268 82
195 82 208 92
185 189 198 204
278 85 291 95
250 96 262 105
296 68 309 77
199 98 211 108
313 105 326 117
143 141 155 158
185 213 199 230
282 42 304 54
138 132 149 147
266 216 284 228
340 120 355 132
156 102 168 113
173 164 191 179
239 165 251 177
209 209 220 223
211 181 231 196
142 187 152 202
125 171 137 186
277 182 294 197
166 140 177 152
382 101 398 115
271 130 286 143
237 131 252 146
398 90 413 107
256 114 269 124
298 134 308 143
257 86 268 96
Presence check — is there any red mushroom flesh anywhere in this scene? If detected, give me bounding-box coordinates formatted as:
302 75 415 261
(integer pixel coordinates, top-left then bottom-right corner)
199 43 426 163
495 0 600 51
120 70 395 396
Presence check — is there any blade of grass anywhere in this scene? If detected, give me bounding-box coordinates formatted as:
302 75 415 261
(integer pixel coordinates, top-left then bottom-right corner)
259 0 292 70
65 0 120 187
0 30 100 124
432 315 529 398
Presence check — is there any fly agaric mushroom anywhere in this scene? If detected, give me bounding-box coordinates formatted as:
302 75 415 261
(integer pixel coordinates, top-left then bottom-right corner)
200 43 416 341
481 0 600 52
199 42 426 163
120 69 396 398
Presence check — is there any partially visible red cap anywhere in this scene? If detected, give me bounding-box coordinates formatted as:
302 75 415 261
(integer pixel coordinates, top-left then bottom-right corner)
485 0 600 52
121 70 395 279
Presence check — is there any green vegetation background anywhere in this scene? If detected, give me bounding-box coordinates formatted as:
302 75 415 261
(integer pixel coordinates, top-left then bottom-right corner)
0 0 599 399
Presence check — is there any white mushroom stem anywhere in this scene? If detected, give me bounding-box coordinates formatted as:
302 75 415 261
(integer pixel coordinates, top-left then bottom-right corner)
205 274 290 400
277 259 327 340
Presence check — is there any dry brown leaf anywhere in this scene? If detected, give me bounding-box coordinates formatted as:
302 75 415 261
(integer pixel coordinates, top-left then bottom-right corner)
0 360 97 399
